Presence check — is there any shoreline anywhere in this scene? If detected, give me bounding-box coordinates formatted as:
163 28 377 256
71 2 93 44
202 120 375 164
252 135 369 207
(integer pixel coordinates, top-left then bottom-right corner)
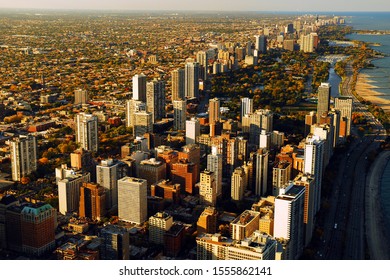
365 151 390 259
355 73 390 112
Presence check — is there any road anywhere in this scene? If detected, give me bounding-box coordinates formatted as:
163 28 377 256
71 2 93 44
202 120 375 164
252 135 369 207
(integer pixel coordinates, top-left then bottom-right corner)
315 63 387 260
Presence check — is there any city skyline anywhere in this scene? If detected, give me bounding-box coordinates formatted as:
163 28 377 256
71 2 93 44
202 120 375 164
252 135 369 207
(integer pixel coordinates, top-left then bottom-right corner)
1 0 390 12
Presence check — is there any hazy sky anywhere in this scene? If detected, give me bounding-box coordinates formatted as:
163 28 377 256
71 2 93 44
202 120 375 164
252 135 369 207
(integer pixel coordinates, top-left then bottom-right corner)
1 0 389 12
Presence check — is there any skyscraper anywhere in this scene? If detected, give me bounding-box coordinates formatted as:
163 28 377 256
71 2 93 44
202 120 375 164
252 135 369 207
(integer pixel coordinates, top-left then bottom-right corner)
241 97 253 120
75 112 98 152
231 167 246 201
242 109 273 145
196 50 208 81
132 73 147 102
146 79 165 122
317 83 331 118
304 135 325 213
79 182 106 221
274 185 305 260
58 170 91 215
133 111 153 137
9 135 37 181
125 99 146 128
185 61 199 98
186 118 200 144
334 97 353 136
199 170 217 206
74 89 89 105
96 159 127 210
272 161 292 196
173 100 186 131
100 225 129 260
253 149 269 196
254 35 267 53
197 206 218 235
208 98 220 125
20 203 56 256
207 146 223 197
171 68 185 101
148 212 173 245
117 177 147 224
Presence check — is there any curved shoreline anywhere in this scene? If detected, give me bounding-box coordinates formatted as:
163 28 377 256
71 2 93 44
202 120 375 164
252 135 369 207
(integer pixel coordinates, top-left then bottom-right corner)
355 73 390 113
365 150 390 259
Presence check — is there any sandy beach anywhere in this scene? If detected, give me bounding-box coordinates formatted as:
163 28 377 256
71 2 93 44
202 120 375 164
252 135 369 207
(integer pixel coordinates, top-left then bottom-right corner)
355 73 390 112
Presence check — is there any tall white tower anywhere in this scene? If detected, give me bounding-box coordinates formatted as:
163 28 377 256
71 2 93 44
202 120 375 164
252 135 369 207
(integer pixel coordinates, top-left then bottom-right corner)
75 112 98 152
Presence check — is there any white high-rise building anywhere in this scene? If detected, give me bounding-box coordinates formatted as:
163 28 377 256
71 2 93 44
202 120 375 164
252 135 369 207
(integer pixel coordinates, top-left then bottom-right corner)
125 99 146 128
132 73 147 102
186 118 200 144
304 135 325 213
254 35 267 53
259 130 271 150
133 111 153 137
171 68 185 101
9 135 37 181
146 79 165 122
96 159 127 210
242 109 273 145
58 171 90 215
241 97 253 119
173 100 186 131
148 212 173 244
207 146 223 197
185 62 199 98
75 112 98 152
274 184 305 260
118 177 147 224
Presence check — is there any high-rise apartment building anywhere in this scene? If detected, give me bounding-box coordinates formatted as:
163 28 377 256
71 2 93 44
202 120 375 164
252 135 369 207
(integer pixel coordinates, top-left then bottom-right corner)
231 167 247 201
9 135 37 181
148 212 173 244
96 159 127 210
171 159 197 194
241 97 253 119
294 174 316 246
199 170 217 206
274 185 305 260
20 203 56 256
138 158 167 187
305 111 317 137
75 112 98 152
231 210 260 240
254 35 267 53
196 50 208 81
79 182 106 221
132 73 147 102
186 118 200 145
74 89 88 105
173 100 186 131
207 147 223 197
171 68 185 101
334 97 353 136
317 83 331 118
253 149 269 196
58 170 91 215
197 206 218 235
100 225 129 260
146 79 165 122
242 109 273 145
272 161 292 196
208 98 220 125
117 177 147 224
304 135 324 214
133 110 153 137
125 99 146 128
185 62 199 98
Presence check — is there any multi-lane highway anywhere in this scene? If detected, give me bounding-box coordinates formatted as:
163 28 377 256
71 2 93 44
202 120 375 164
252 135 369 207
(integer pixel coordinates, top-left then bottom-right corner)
315 64 387 260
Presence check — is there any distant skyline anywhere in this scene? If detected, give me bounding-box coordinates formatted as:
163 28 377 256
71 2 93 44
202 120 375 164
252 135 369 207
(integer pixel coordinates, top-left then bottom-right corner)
1 0 390 12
